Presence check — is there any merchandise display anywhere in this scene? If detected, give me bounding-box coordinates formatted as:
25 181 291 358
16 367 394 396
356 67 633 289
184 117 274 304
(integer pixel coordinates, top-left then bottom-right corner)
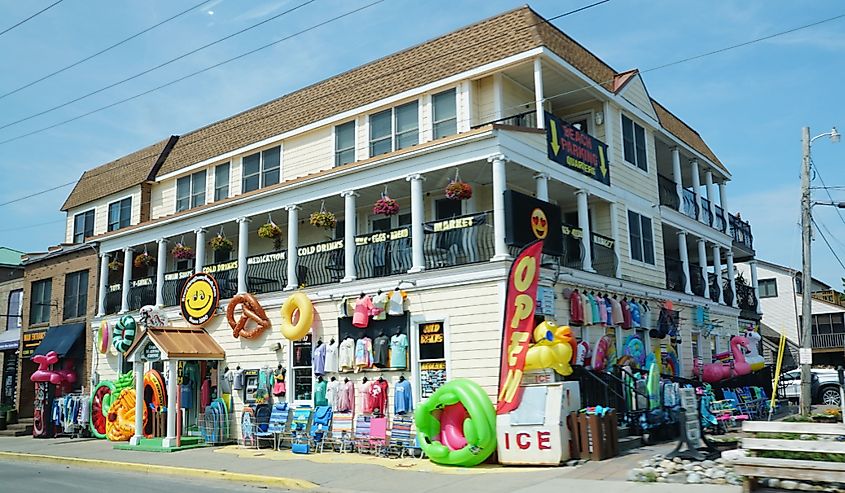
325 338 339 373
339 337 355 371
326 376 342 409
90 381 116 439
112 315 137 353
97 320 110 354
693 335 751 383
314 377 328 407
280 292 313 341
337 378 354 412
106 389 146 441
371 291 389 321
373 334 389 368
394 376 413 414
389 333 408 368
354 337 373 371
360 378 373 414
387 289 404 316
272 366 286 396
313 340 327 375
370 377 388 416
353 294 374 328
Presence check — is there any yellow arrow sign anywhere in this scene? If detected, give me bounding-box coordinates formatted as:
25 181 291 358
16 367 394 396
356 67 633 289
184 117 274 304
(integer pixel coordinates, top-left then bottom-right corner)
549 119 561 156
599 146 607 177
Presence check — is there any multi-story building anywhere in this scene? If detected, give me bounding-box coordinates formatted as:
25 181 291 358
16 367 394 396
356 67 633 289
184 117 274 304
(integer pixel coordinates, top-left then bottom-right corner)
59 7 757 440
0 247 24 409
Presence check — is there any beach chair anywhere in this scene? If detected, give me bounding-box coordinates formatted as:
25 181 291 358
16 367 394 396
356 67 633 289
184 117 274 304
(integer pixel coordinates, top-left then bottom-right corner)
239 407 258 449
252 404 273 449
385 416 415 458
281 405 313 449
736 387 767 418
326 412 354 453
264 403 291 450
353 415 372 454
723 389 755 419
367 416 388 456
309 406 333 453
710 393 749 432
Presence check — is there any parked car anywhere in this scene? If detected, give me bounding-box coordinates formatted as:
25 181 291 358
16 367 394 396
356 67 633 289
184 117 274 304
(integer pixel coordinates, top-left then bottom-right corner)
780 368 842 405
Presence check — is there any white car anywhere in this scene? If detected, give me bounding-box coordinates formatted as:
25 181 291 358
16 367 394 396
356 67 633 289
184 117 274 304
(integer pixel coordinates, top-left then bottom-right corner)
780 368 842 406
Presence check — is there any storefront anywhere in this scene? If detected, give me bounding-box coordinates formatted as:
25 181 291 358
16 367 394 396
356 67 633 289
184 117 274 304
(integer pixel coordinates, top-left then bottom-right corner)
0 328 19 407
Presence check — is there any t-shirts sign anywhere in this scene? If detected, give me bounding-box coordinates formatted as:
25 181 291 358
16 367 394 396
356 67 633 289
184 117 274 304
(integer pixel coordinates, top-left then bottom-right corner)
544 111 610 185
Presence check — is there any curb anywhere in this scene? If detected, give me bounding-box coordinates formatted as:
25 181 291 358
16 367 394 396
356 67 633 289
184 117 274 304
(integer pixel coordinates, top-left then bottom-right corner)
0 451 318 490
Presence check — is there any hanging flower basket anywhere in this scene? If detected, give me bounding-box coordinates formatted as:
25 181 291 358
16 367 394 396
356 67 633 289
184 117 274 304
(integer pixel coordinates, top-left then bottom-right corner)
108 259 124 271
310 211 337 230
171 243 195 260
445 180 472 200
373 196 399 216
258 222 283 250
209 235 234 253
133 252 156 268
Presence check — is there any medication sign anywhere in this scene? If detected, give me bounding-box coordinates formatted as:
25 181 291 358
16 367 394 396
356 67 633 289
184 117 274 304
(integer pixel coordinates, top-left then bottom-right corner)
545 111 610 185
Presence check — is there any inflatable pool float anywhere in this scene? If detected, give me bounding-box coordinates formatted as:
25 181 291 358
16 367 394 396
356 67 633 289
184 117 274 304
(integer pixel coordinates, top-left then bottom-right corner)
97 320 110 354
591 335 610 371
604 336 617 371
112 315 137 353
646 361 661 410
662 346 680 377
524 321 574 376
90 381 116 439
414 379 496 467
623 335 646 368
280 292 313 341
143 370 166 438
744 330 765 371
106 389 147 442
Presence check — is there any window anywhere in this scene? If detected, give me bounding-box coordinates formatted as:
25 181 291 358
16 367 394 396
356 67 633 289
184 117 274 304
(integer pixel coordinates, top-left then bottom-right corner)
758 278 778 298
395 101 419 150
435 198 462 219
334 121 355 167
107 197 131 231
72 210 94 243
369 102 419 156
627 210 654 264
372 213 412 232
29 279 52 325
6 290 22 330
214 163 230 201
241 146 281 193
176 170 207 212
812 313 845 335
622 114 647 171
369 109 392 156
63 270 89 320
432 89 457 139
291 333 312 402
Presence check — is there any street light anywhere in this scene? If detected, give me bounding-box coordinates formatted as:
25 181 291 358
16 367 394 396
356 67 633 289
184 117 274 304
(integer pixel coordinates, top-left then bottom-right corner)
800 126 840 417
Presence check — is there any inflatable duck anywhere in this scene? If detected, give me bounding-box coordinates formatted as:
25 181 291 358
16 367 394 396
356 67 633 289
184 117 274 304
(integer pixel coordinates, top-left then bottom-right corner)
525 321 574 376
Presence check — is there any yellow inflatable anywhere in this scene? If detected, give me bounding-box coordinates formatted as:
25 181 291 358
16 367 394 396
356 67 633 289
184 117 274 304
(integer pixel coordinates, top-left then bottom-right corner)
280 292 313 341
525 321 574 376
106 389 147 442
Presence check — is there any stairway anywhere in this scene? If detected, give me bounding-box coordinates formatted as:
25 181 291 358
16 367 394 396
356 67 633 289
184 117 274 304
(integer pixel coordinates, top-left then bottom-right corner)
0 418 33 437
617 425 643 453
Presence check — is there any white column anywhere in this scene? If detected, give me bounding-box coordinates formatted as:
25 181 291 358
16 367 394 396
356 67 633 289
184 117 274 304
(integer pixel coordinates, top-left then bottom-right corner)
609 202 621 278
705 170 716 225
534 173 549 202
750 260 762 314
690 159 702 220
130 360 144 446
492 73 503 121
407 174 426 273
490 154 510 261
194 228 207 273
155 239 167 306
719 182 729 232
285 205 300 290
533 57 545 129
698 239 710 299
341 191 358 282
726 250 737 308
119 247 133 314
678 231 692 295
236 217 250 294
712 244 724 304
162 359 178 448
97 253 109 316
576 189 594 272
671 147 683 206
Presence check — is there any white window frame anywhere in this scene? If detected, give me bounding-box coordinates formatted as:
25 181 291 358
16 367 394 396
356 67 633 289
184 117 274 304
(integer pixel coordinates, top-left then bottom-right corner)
368 100 420 157
758 278 777 298
213 162 230 202
29 278 52 325
288 332 313 405
369 212 412 232
72 208 95 243
334 120 356 167
410 313 451 406
107 195 132 232
241 145 282 193
626 208 655 265
175 170 207 212
621 113 648 172
6 289 22 330
432 88 458 140
63 269 89 321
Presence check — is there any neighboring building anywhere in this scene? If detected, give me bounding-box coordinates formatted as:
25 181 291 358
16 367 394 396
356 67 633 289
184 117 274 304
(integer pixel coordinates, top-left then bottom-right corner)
59 7 756 438
0 247 24 408
16 244 97 417
736 259 844 367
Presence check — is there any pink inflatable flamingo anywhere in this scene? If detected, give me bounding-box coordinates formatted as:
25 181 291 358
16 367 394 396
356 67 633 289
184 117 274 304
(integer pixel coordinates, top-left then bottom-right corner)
694 336 751 383
31 351 60 384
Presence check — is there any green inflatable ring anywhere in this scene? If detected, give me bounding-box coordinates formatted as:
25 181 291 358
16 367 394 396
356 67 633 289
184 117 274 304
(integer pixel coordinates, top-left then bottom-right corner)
413 379 497 467
112 315 137 353
90 381 116 439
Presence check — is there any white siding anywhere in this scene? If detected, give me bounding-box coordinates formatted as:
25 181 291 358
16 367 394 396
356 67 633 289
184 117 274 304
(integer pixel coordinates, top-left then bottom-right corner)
65 185 142 240
283 127 333 181
618 75 658 121
501 76 533 118
151 179 174 220
474 76 494 125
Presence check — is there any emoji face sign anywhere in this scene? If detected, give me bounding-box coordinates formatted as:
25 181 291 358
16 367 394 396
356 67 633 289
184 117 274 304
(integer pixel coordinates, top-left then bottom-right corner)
530 208 548 239
180 272 219 326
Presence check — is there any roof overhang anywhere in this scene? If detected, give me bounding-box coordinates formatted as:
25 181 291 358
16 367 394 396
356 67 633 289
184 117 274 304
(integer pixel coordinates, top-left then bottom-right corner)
126 326 225 362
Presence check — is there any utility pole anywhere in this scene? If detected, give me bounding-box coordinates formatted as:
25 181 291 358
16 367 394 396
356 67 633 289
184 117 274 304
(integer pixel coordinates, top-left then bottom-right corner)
800 126 812 417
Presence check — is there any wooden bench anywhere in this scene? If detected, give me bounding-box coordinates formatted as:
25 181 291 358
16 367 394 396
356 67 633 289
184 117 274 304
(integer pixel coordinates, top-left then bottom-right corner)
735 421 845 492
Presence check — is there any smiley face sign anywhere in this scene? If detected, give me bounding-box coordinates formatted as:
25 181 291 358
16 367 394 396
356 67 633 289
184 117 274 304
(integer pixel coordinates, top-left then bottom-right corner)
180 272 220 326
530 207 548 239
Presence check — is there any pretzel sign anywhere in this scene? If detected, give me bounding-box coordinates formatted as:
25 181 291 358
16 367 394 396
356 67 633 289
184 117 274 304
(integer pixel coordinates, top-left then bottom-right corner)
227 293 271 339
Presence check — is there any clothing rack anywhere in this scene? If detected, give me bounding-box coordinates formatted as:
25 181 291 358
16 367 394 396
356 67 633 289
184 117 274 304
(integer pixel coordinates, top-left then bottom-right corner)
53 392 89 439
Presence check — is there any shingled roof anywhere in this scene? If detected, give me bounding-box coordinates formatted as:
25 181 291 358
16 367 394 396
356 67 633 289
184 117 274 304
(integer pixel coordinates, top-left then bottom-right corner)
650 99 728 175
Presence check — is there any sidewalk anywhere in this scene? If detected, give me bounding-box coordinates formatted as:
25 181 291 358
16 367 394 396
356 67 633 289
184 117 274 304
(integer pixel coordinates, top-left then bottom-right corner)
0 436 741 493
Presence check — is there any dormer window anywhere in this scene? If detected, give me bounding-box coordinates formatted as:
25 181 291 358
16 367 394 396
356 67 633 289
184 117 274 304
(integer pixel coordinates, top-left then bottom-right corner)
176 170 207 212
107 197 131 232
242 146 281 193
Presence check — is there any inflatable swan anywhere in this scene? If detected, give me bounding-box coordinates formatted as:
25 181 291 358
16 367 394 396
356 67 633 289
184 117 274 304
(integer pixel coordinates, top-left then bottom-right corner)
744 330 765 371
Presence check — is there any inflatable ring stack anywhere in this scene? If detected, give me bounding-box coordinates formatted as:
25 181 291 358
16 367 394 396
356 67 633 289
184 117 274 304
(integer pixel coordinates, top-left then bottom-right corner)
97 320 110 354
280 292 313 341
106 388 147 442
143 370 166 438
90 381 116 439
112 315 137 353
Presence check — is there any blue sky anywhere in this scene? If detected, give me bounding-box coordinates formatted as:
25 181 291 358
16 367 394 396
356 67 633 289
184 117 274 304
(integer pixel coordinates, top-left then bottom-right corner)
0 0 843 287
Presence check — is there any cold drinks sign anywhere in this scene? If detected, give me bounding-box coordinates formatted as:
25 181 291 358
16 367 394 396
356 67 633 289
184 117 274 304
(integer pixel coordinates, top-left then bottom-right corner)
544 111 610 186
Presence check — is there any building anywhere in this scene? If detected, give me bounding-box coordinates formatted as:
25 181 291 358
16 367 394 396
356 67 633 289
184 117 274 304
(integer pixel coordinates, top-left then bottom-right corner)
737 259 845 367
0 247 24 409
16 244 97 418
58 7 757 443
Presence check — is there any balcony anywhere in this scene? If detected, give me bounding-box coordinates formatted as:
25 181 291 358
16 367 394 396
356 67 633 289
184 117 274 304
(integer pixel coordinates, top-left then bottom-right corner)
104 284 121 315
700 197 713 227
735 282 758 314
127 277 155 311
812 332 845 349
664 257 686 293
714 205 727 233
729 214 754 250
707 273 721 303
690 265 706 297
682 188 699 220
474 110 537 130
591 232 617 278
658 174 680 210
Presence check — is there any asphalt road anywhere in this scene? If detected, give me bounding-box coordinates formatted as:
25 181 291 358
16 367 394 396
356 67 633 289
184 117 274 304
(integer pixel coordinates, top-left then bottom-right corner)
0 459 300 492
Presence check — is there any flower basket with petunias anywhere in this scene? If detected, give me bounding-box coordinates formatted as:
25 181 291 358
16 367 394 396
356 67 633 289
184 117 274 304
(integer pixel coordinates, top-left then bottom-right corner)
373 195 399 216
309 202 337 229
258 220 283 250
171 243 195 260
209 234 234 252
108 259 124 271
133 252 156 268
445 169 472 200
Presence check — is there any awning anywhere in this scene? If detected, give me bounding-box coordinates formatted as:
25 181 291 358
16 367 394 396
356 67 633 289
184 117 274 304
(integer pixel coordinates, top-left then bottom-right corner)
32 323 85 358
126 326 225 361
0 328 19 351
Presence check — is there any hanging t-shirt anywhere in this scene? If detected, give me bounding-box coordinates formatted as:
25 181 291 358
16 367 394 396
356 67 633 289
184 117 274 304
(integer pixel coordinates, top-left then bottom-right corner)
339 338 355 372
582 293 593 326
610 298 624 326
387 290 404 316
604 296 613 325
361 380 374 414
313 342 327 375
353 296 374 328
569 290 583 325
588 294 600 323
372 292 389 321
373 335 390 368
337 380 354 412
370 379 389 416
221 369 233 393
325 340 339 373
314 379 328 407
326 379 342 409
630 301 642 328
596 296 607 325
231 369 244 390
621 300 633 329
180 380 193 409
394 379 413 415
355 337 373 370
390 333 409 368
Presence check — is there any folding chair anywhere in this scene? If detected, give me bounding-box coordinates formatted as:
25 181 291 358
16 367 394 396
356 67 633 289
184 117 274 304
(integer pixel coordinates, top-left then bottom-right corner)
266 403 291 450
367 417 388 456
385 416 414 458
326 412 354 453
353 415 372 454
253 404 274 449
281 405 313 449
309 406 333 453
722 389 755 419
239 407 258 449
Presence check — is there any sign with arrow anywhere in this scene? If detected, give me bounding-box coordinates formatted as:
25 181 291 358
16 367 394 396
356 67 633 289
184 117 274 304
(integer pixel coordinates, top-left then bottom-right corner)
544 111 610 186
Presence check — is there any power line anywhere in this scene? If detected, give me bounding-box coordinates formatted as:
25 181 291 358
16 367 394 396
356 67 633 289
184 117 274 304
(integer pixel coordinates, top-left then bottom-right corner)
812 217 845 271
0 218 66 233
810 156 845 228
0 0 209 101
0 181 76 207
0 0 63 38
0 0 319 131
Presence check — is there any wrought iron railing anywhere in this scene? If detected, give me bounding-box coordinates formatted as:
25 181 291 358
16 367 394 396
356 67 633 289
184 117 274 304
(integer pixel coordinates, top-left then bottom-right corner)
708 273 722 303
812 332 845 349
682 189 699 219
297 240 345 287
736 283 758 313
127 277 155 311
657 174 680 210
561 224 584 269
202 261 238 299
423 211 494 270
729 213 754 250
664 257 687 293
700 197 713 226
714 205 727 233
162 269 192 307
722 281 734 307
104 284 121 315
690 265 706 297
247 251 286 294
473 110 537 129
354 227 412 280
591 232 617 278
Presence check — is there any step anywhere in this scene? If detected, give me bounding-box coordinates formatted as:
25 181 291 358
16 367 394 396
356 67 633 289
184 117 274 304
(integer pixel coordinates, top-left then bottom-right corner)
0 425 32 437
618 435 643 453
618 426 630 439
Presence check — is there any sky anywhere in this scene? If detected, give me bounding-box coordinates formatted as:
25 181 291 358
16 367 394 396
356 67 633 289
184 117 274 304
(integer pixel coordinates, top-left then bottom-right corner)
0 0 843 287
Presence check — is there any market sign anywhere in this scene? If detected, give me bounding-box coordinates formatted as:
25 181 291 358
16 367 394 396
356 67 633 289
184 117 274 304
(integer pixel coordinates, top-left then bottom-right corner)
424 213 487 233
141 341 161 362
21 328 47 358
545 111 610 186
504 190 562 256
179 272 220 326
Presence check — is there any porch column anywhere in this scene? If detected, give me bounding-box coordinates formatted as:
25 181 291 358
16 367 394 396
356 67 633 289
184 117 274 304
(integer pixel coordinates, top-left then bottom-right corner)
236 217 250 294
194 228 207 273
119 247 133 314
492 73 503 121
690 159 702 219
341 191 358 282
750 260 762 314
576 189 595 272
490 154 510 261
671 147 683 206
162 359 178 448
719 182 729 232
609 202 622 278
712 244 725 304
533 57 545 129
697 239 710 299
97 253 109 316
155 239 168 306
130 360 144 445
534 173 549 202
285 205 300 290
677 231 693 295
705 170 716 225
726 250 738 308
407 174 426 273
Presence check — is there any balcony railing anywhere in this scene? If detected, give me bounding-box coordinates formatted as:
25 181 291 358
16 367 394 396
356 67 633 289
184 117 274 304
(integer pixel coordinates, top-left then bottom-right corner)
664 257 687 293
297 240 346 287
722 282 734 307
812 332 845 349
714 205 727 233
708 273 721 303
473 110 537 130
355 228 412 281
202 261 238 299
736 283 758 313
657 174 680 210
423 211 494 270
682 189 699 220
591 232 617 278
162 269 193 307
690 265 706 297
247 251 286 294
127 277 155 311
729 213 754 250
700 197 713 226
104 284 121 315
561 224 584 269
